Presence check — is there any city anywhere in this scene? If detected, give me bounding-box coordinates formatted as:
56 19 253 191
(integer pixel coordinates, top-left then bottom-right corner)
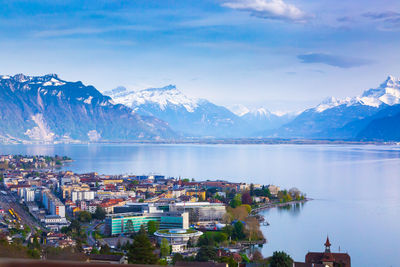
0 154 348 267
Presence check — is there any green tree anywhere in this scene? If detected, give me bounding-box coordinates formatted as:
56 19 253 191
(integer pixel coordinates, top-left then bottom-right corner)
147 220 159 235
221 256 238 267
195 246 217 262
160 238 170 258
198 234 215 247
172 253 183 265
77 211 92 223
269 251 293 267
93 206 106 220
127 229 158 264
158 258 168 265
214 232 228 243
125 220 134 234
232 221 245 240
69 219 81 233
222 225 234 239
229 194 242 208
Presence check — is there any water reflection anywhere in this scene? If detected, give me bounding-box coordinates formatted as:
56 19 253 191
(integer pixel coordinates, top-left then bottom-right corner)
276 202 304 217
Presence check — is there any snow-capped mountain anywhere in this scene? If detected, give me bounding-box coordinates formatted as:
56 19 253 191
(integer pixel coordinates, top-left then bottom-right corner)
105 86 295 138
0 74 175 143
314 76 400 113
104 85 247 137
229 105 295 133
274 75 400 139
229 104 250 117
105 85 199 113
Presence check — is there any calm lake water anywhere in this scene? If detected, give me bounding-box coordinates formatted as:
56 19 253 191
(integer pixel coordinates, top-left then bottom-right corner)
0 144 399 266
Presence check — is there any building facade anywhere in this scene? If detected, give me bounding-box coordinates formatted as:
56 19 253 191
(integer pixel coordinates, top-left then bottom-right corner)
71 191 95 202
105 211 189 236
169 202 226 223
42 190 66 218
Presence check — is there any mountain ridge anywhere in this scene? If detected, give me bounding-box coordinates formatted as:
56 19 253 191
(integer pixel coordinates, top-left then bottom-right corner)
105 85 293 137
271 75 400 140
0 74 176 143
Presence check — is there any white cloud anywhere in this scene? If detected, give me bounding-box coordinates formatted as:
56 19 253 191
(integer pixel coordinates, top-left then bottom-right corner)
222 0 308 22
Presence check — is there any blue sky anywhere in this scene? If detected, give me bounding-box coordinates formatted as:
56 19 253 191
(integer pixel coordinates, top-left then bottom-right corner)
1 0 400 112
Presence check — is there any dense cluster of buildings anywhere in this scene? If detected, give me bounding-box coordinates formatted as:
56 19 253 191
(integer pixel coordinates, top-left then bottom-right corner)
0 155 69 170
0 154 293 261
1 156 270 233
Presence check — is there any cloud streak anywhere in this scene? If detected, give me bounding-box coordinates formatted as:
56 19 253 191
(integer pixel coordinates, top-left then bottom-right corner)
221 0 309 22
297 53 373 68
362 11 400 30
33 25 155 38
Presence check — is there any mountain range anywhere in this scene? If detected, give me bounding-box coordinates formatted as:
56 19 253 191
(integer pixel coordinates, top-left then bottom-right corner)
271 75 400 140
104 85 292 138
0 74 175 143
1 73 400 143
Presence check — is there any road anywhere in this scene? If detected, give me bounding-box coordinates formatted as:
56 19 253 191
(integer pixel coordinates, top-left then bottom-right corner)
84 221 103 247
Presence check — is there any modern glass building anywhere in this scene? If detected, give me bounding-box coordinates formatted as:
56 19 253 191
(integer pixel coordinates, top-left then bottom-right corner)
154 229 203 253
105 211 189 236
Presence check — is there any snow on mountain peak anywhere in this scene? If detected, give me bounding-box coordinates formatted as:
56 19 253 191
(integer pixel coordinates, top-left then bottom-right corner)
43 77 66 86
315 75 400 112
315 97 343 112
106 85 199 113
1 74 66 86
229 104 250 116
359 75 400 106
229 104 275 118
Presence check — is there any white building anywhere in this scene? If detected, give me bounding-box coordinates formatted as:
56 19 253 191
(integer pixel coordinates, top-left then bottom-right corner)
23 188 35 202
268 185 280 197
71 191 95 202
41 215 70 231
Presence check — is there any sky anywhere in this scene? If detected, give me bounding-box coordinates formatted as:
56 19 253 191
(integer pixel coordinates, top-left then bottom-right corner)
1 0 400 112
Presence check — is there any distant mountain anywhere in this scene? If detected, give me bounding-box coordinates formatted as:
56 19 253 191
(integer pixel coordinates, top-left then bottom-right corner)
105 86 292 137
0 74 176 143
104 85 245 137
229 105 295 134
356 104 400 141
272 76 400 139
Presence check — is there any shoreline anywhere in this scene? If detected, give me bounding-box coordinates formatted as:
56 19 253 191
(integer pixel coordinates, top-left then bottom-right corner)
251 198 311 217
0 140 399 146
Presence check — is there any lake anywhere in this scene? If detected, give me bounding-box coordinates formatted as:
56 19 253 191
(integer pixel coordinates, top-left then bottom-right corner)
0 143 399 266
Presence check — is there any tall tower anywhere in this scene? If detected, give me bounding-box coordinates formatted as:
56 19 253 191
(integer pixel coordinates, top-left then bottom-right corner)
324 236 332 253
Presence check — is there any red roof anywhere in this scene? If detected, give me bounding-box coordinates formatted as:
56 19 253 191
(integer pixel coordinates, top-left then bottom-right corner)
99 198 124 208
306 252 350 267
325 236 331 247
